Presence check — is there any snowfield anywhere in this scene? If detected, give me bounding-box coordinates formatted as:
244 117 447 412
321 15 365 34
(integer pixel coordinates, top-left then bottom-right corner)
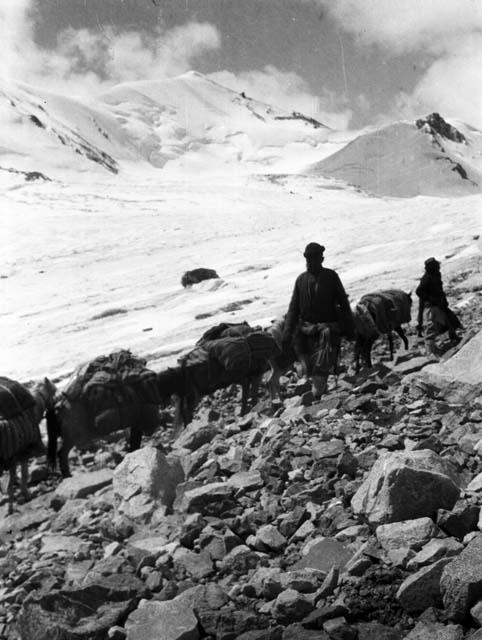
1 72 481 383
2 169 481 383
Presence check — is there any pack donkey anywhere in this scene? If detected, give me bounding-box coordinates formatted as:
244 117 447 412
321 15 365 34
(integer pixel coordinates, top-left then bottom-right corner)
353 289 412 370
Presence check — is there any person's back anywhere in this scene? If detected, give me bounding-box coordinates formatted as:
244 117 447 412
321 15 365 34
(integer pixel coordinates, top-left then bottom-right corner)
283 242 353 396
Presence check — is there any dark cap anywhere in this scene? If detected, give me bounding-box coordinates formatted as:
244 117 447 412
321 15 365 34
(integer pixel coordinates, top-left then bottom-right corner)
424 257 440 267
303 242 325 257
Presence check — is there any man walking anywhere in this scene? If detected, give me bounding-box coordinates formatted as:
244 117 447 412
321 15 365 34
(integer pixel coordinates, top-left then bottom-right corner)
282 242 353 397
416 257 461 357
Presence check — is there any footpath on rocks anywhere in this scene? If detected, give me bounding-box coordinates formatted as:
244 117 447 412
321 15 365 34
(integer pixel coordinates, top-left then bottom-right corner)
1 264 482 640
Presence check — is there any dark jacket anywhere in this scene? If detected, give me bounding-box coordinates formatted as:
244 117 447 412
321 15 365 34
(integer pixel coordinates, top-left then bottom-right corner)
415 272 448 327
283 268 353 341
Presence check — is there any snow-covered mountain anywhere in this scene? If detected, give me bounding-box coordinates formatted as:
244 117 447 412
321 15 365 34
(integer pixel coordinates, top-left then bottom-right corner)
0 71 336 181
308 114 482 197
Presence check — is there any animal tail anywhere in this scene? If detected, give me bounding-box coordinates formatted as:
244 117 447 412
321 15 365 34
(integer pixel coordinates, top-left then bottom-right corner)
45 407 60 470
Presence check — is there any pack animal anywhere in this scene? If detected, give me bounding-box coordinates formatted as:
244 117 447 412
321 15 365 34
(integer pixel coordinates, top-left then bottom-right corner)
0 377 56 513
47 350 163 477
353 289 412 369
157 331 279 428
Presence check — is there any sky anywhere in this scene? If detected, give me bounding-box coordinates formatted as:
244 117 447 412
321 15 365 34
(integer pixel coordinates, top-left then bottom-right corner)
1 0 481 130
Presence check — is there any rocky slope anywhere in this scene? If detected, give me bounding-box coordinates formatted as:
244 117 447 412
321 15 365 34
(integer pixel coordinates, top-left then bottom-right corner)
1 264 482 640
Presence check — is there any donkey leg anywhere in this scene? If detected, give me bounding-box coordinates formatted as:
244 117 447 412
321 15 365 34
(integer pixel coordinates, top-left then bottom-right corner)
240 381 250 416
388 332 395 360
395 326 409 350
20 460 30 502
58 440 72 478
128 427 142 452
7 463 17 515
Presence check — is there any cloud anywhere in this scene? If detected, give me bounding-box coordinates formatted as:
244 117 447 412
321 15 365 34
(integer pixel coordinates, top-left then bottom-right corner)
210 65 353 130
0 0 221 94
319 0 482 128
319 0 482 54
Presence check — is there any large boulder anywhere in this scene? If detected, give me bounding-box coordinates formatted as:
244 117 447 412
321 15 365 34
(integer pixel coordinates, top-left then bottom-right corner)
125 596 199 640
420 330 482 402
54 469 113 501
17 575 143 640
113 446 184 522
351 450 460 526
440 533 482 622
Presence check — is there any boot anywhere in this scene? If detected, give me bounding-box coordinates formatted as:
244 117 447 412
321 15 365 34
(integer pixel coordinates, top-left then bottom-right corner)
311 375 328 398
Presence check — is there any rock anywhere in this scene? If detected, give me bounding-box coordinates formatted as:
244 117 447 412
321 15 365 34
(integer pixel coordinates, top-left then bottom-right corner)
17 576 143 640
181 268 219 288
280 569 326 593
376 517 441 552
407 537 463 569
219 545 260 575
396 558 452 613
336 450 358 478
54 469 113 500
175 482 234 515
173 420 219 451
466 472 482 492
295 537 352 572
272 589 314 624
254 525 287 551
356 621 403 639
471 600 482 626
403 621 463 639
301 603 348 629
40 535 86 556
351 450 460 526
0 506 51 535
114 447 184 521
437 502 480 538
282 624 329 640
227 471 264 492
440 533 482 621
172 547 214 580
125 594 199 640
312 440 344 460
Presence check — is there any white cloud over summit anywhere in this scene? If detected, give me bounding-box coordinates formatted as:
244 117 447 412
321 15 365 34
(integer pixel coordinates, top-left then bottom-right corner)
0 0 221 94
319 0 482 128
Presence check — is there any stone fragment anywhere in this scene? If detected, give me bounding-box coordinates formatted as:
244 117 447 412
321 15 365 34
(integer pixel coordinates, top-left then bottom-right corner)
125 595 199 640
54 469 113 500
272 589 314 624
440 533 482 621
227 471 264 492
437 502 480 538
219 545 260 575
295 537 352 573
403 621 463 639
376 517 441 552
280 569 326 593
114 447 184 522
351 450 460 526
175 482 234 514
471 600 482 626
17 576 143 640
407 537 463 569
356 621 403 639
173 420 219 451
173 548 214 580
40 535 86 555
254 525 287 551
396 558 452 613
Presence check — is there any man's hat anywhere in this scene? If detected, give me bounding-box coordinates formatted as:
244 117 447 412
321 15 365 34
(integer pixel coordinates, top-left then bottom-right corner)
303 242 325 257
424 257 440 267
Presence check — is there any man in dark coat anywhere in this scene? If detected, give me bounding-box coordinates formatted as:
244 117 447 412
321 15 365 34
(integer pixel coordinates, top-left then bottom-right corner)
282 242 354 396
416 257 461 356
